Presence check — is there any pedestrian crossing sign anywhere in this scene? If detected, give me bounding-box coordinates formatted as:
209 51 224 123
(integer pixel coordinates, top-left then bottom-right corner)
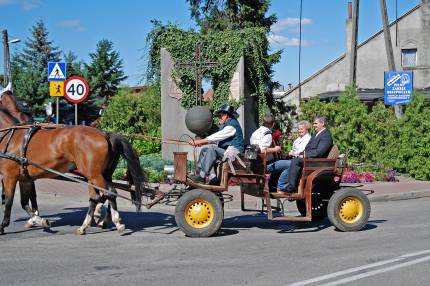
49 81 64 96
48 62 66 81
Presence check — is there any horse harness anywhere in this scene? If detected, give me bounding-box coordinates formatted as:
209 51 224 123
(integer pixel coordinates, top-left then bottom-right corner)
0 125 44 177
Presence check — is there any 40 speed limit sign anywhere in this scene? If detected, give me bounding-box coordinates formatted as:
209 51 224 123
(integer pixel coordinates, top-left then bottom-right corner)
64 76 89 103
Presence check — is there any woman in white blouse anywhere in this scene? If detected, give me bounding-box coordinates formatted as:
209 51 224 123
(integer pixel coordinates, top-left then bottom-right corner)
267 120 311 191
289 120 311 157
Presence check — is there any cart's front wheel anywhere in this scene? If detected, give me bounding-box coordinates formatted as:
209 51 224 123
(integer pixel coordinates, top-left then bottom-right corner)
175 189 223 237
327 188 370 232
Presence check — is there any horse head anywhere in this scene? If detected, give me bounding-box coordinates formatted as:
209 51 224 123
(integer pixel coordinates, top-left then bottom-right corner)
0 90 33 124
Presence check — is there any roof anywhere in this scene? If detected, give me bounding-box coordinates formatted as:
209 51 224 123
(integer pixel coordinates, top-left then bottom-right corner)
282 4 421 98
315 87 430 102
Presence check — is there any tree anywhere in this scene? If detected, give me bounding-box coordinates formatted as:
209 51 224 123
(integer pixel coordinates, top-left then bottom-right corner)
188 0 276 33
12 20 61 116
64 51 84 77
85 39 127 101
99 85 161 155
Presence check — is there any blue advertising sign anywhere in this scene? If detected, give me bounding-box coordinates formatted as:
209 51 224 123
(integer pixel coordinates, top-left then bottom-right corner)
384 71 413 105
48 62 66 81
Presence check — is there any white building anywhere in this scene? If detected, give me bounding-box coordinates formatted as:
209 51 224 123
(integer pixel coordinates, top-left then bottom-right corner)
281 0 430 105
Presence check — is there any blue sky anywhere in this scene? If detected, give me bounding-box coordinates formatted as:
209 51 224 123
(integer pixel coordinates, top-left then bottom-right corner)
0 0 420 88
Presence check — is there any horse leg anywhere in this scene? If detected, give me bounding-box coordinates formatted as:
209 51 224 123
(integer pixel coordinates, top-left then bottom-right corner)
77 195 99 235
19 180 50 228
0 176 18 234
94 195 113 228
105 185 125 233
1 179 4 206
77 175 107 235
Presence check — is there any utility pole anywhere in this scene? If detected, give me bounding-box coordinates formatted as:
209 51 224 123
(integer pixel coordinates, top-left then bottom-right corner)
2 30 10 87
349 0 359 86
380 0 402 118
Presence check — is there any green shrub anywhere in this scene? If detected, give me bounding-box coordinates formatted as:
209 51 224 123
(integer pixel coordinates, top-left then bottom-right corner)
300 87 430 180
397 93 430 180
99 85 161 155
131 129 162 156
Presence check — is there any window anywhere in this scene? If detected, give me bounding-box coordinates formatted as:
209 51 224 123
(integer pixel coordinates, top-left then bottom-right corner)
401 48 417 67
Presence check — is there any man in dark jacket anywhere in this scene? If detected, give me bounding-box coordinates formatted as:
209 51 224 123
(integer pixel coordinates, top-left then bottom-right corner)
279 115 333 193
189 104 244 184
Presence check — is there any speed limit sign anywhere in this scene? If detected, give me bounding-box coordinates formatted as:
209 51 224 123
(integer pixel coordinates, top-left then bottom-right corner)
64 76 89 103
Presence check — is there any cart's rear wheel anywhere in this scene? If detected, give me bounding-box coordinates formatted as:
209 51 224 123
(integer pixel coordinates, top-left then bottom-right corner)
175 189 223 237
296 195 328 220
327 188 370 232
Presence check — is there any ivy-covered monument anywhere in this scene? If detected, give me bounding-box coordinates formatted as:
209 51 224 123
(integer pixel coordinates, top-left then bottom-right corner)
146 25 281 160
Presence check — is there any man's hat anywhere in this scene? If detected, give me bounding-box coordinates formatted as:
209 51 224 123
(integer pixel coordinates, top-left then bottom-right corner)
215 104 239 119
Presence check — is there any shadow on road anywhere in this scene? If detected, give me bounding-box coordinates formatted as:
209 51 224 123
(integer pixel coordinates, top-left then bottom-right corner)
9 208 384 237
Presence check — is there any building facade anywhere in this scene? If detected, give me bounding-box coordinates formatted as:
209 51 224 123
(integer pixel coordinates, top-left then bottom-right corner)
282 0 430 105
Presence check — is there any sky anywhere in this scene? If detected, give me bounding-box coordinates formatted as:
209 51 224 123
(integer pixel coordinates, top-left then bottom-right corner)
0 0 420 89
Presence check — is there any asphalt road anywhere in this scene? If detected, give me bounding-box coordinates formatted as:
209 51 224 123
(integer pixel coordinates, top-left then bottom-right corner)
0 190 429 286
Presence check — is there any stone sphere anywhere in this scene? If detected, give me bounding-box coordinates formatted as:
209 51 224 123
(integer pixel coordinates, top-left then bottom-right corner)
185 105 213 136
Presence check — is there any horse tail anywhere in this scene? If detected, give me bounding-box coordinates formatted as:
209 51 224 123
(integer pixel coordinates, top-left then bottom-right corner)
107 133 144 210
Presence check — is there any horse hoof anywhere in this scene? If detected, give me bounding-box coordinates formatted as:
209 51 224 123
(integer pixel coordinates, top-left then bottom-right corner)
117 224 125 233
97 221 106 229
0 228 4 235
41 219 50 228
24 222 34 228
76 228 86 235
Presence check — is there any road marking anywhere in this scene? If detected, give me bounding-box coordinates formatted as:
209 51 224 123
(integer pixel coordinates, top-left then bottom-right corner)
287 249 430 286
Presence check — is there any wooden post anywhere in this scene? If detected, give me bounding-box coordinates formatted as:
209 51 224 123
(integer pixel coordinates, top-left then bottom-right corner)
380 0 402 118
349 0 359 86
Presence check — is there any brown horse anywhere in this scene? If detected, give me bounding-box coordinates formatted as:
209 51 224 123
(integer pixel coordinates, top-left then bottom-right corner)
0 92 152 235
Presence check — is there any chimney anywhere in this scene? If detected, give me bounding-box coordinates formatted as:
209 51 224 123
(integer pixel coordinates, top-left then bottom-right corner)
346 2 353 53
348 2 352 19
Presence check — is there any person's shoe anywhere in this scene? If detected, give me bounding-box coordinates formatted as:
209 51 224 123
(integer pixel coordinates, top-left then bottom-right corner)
189 174 205 184
208 177 220 185
276 189 285 195
284 184 296 193
277 184 295 194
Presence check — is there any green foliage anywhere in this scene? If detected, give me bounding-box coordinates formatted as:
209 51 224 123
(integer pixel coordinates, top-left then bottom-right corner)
145 23 281 119
131 130 162 156
188 0 277 33
300 87 430 180
113 155 172 183
85 39 127 101
12 20 61 116
99 85 162 155
64 51 85 77
397 93 430 180
362 102 399 170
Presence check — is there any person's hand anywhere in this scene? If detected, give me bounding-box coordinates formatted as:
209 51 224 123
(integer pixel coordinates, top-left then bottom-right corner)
274 146 282 153
288 150 294 156
189 139 205 147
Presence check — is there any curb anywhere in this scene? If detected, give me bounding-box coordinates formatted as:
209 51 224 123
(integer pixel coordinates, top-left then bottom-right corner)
368 190 430 202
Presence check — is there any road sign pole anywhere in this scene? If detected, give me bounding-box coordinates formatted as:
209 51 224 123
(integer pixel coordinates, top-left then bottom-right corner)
56 98 59 124
75 103 78 125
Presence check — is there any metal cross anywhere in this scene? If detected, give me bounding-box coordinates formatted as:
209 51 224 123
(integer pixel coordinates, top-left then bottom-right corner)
175 42 217 105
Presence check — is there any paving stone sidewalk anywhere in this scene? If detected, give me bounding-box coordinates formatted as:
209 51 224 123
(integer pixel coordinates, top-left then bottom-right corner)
29 175 430 210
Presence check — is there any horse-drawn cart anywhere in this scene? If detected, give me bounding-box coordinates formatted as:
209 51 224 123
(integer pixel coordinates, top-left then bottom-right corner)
169 145 371 237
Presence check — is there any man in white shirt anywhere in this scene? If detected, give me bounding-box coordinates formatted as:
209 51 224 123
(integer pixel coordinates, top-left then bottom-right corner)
250 113 282 162
189 104 244 184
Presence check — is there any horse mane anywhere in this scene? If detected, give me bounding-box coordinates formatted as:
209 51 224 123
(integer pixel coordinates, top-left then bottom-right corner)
0 91 33 124
0 107 20 126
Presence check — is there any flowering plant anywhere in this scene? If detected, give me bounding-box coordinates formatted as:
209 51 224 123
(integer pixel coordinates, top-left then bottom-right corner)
341 168 375 183
383 170 399 182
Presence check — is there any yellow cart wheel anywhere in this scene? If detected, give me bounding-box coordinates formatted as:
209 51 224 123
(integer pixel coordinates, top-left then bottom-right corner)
175 189 223 237
327 188 371 232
